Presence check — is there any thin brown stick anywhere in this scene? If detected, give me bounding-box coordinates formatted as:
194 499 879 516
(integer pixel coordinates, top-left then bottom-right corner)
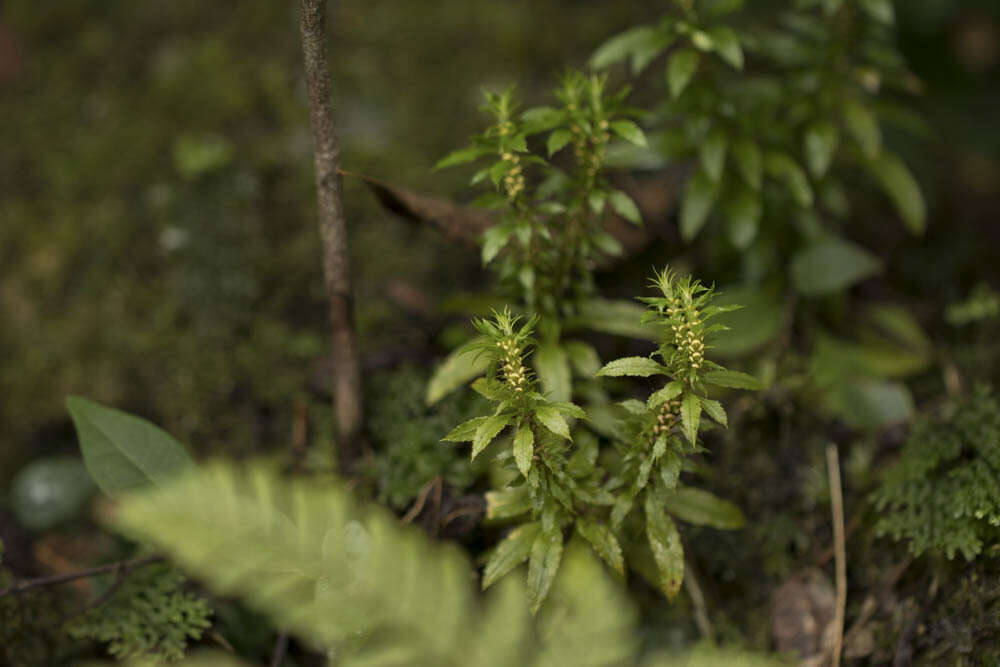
299 0 363 472
683 557 714 641
826 444 847 667
270 631 289 667
0 554 163 599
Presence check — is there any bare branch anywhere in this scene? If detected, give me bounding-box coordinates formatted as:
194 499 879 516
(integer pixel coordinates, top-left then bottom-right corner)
299 0 363 470
0 554 163 599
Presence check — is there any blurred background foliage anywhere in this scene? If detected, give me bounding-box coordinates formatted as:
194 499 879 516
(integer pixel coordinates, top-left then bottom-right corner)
1 0 1000 663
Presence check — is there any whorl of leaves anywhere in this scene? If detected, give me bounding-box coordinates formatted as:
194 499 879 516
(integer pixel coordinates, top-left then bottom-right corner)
872 385 1000 560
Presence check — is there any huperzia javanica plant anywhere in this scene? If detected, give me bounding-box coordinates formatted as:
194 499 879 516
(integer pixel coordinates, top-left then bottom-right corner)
443 269 761 610
434 72 646 316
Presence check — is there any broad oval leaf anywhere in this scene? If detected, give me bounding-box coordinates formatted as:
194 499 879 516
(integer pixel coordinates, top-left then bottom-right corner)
596 357 666 378
764 151 813 208
708 286 782 357
67 396 195 498
664 486 745 529
707 26 743 69
732 138 762 190
680 168 719 241
571 299 658 341
667 49 699 98
791 236 882 296
723 184 761 249
547 129 573 157
589 25 661 69
564 341 602 378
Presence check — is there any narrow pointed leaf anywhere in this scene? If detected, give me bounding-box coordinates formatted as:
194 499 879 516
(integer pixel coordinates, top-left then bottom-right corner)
703 369 763 390
483 522 542 589
610 120 647 147
644 493 684 599
472 414 513 460
535 342 572 403
732 138 762 190
868 152 926 234
576 518 625 575
647 381 683 409
547 129 573 157
513 426 535 477
667 49 699 98
596 357 666 378
664 486 745 529
804 120 839 178
527 525 564 614
843 99 881 159
699 397 728 427
700 128 728 182
535 406 571 440
791 236 882 295
680 169 719 241
427 338 491 405
707 26 743 69
608 190 642 225
442 416 491 443
680 392 702 446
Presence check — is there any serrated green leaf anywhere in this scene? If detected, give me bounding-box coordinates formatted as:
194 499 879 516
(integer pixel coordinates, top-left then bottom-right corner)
427 339 491 405
700 128 728 182
535 342 572 403
527 525 564 614
644 493 684 599
791 236 883 296
732 138 762 189
699 397 728 427
723 184 761 249
576 519 625 575
868 152 926 234
664 487 745 529
804 120 840 177
442 416 491 443
680 168 719 241
703 369 763 390
473 414 513 460
667 49 699 98
843 99 881 159
483 522 542 589
764 151 813 207
547 129 573 157
486 485 532 520
535 405 571 440
680 392 702 446
67 396 195 498
596 357 666 378
647 381 683 408
608 190 642 225
707 26 743 69
513 427 535 477
610 120 647 147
